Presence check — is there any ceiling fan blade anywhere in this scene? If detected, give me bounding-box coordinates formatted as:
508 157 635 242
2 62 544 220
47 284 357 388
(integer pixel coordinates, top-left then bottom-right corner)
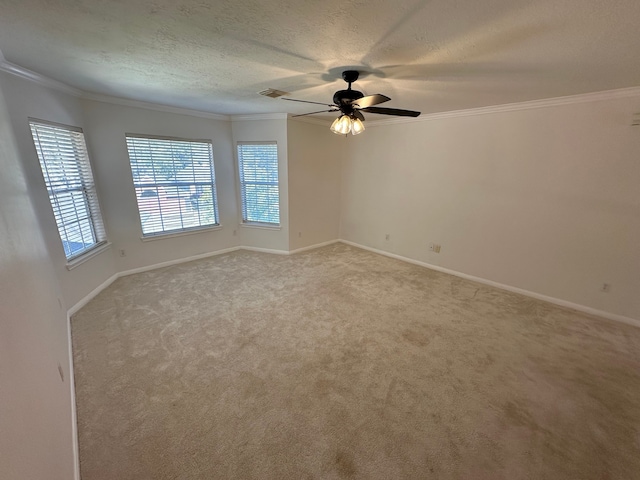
282 97 336 108
350 94 390 109
291 109 339 117
353 110 365 122
361 106 421 117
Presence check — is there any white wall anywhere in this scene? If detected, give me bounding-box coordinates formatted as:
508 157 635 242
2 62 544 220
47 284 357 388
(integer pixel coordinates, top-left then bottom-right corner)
0 71 116 310
287 119 342 251
231 117 290 252
0 69 296 311
340 95 640 321
0 78 76 480
81 100 238 273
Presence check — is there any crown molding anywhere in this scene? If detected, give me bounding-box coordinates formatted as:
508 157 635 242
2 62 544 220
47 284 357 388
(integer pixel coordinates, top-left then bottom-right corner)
0 51 231 121
231 113 288 121
81 93 229 121
0 52 83 97
288 115 331 126
4 48 639 127
367 86 640 127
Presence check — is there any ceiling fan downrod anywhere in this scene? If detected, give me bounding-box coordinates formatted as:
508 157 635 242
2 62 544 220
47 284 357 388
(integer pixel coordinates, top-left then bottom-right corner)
334 70 364 110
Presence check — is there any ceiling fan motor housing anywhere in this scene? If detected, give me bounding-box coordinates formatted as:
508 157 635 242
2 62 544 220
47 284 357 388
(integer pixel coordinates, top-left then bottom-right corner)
333 89 364 112
283 69 420 119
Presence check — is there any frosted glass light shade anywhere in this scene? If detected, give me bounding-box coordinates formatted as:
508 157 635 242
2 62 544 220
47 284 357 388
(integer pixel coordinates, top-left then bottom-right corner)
330 116 342 134
351 118 365 135
330 115 366 135
337 115 352 134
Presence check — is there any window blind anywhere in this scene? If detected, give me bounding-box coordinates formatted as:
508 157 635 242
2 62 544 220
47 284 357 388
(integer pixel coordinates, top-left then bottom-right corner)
125 135 219 236
237 142 280 225
29 120 106 259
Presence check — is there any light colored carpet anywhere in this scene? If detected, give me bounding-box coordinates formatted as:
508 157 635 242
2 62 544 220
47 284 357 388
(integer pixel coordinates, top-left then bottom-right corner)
71 243 640 479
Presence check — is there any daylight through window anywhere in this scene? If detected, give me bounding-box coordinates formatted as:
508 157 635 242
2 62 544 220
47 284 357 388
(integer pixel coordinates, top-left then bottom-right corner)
125 135 219 236
29 120 106 259
237 142 280 225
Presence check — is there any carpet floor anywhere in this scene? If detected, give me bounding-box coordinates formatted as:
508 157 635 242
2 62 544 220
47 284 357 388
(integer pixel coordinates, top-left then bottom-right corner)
71 243 640 479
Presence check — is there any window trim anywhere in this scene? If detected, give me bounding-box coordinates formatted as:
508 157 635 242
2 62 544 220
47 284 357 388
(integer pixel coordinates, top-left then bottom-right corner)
28 117 107 263
139 224 222 242
236 141 281 227
239 222 281 231
65 241 111 270
125 133 220 238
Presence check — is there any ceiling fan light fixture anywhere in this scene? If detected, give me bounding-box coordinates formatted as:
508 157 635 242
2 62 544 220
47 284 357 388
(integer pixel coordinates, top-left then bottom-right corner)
332 115 352 135
330 116 342 134
285 70 420 130
351 117 365 135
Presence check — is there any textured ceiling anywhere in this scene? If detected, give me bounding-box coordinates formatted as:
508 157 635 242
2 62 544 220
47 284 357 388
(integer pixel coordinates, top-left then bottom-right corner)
1 0 640 117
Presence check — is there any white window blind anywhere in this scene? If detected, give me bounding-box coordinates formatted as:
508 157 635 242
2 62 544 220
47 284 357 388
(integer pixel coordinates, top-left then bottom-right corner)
29 120 106 259
125 135 219 236
237 142 280 225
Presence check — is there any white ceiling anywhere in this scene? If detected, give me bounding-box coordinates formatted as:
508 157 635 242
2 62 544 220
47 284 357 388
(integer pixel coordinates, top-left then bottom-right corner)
1 0 640 118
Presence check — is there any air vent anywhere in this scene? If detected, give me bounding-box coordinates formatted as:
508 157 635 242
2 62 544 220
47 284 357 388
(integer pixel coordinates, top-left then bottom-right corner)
258 88 289 99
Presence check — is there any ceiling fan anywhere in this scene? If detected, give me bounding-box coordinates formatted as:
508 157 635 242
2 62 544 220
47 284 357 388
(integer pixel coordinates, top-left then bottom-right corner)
282 70 421 135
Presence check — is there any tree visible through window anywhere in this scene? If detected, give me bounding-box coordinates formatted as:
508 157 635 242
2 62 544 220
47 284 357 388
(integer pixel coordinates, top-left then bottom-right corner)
29 119 106 259
125 135 219 236
237 142 280 225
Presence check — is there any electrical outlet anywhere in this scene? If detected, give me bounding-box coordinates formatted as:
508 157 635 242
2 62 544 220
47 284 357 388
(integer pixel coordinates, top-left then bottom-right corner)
233 229 237 236
119 249 126 257
385 234 390 241
429 243 441 253
298 231 302 238
601 283 611 293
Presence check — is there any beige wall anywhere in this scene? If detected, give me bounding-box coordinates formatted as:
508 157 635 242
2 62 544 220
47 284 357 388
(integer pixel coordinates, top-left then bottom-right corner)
287 119 342 251
0 79 76 479
81 100 238 273
0 72 117 311
231 117 290 252
2 63 639 480
340 95 640 320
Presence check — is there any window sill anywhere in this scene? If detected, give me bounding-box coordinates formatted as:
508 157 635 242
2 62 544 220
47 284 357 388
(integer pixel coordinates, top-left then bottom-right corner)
240 222 281 231
140 225 222 242
66 242 112 271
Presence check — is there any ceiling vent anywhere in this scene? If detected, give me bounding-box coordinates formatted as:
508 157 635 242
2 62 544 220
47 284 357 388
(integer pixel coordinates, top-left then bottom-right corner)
258 88 289 98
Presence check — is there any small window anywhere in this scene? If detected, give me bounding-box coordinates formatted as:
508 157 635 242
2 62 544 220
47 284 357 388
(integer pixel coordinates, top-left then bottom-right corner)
29 119 106 259
125 135 219 237
237 142 280 225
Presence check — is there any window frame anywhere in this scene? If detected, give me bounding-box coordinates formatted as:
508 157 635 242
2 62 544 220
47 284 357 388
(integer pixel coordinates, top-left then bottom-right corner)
236 141 280 227
28 118 107 262
125 133 221 238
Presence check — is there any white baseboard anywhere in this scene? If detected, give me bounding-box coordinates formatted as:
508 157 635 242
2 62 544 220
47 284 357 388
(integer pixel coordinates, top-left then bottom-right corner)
118 246 241 277
66 313 81 480
67 273 118 316
68 240 342 315
289 239 340 255
240 246 289 255
243 239 339 255
338 239 640 328
68 238 639 329
68 247 240 316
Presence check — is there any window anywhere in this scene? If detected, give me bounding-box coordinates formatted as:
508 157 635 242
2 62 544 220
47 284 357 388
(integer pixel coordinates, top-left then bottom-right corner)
237 142 280 225
29 120 106 259
125 135 219 236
